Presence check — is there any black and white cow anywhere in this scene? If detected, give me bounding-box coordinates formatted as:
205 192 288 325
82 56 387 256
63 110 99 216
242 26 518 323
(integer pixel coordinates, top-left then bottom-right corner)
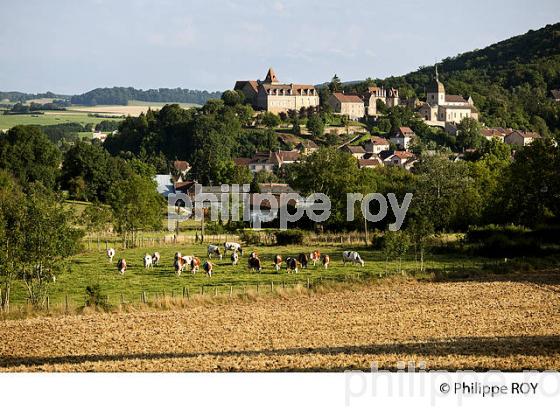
342 251 364 267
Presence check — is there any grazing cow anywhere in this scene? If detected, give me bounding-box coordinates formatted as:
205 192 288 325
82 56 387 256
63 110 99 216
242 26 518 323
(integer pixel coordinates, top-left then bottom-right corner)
224 242 243 256
309 250 321 266
152 252 161 266
249 251 258 259
190 257 201 274
322 254 330 269
143 254 153 269
117 258 127 275
273 254 283 272
248 255 261 272
231 251 239 265
286 257 298 273
342 251 364 267
174 256 185 276
203 260 213 277
207 245 223 260
174 253 194 276
297 253 308 269
107 248 115 263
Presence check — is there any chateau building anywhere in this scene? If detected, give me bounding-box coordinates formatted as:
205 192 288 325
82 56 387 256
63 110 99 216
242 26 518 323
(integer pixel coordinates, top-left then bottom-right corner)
361 86 399 116
418 66 479 125
234 68 319 114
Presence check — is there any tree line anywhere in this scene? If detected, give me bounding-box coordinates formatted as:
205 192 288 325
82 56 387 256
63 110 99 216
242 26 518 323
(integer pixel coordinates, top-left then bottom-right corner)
70 87 222 106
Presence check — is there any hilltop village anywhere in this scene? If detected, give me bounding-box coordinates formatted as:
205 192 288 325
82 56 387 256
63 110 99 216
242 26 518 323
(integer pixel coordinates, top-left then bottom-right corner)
226 67 543 175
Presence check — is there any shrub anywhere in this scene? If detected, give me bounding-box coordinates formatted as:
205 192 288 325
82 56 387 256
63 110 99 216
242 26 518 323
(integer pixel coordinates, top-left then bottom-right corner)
239 230 262 245
274 229 305 245
85 284 111 311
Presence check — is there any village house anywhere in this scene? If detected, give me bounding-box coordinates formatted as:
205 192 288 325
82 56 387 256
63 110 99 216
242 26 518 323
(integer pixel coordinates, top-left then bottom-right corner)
234 150 301 173
362 136 390 154
360 85 400 116
342 145 367 159
357 156 383 169
504 131 541 146
327 93 365 120
418 66 479 126
550 89 560 102
234 68 319 114
383 150 417 170
481 127 512 143
390 126 416 150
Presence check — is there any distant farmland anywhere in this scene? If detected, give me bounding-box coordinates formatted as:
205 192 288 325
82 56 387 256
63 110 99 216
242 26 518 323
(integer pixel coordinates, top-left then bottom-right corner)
0 101 199 130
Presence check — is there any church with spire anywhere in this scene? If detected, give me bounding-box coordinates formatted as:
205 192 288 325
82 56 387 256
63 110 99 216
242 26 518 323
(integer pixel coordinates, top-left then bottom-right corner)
234 68 320 114
418 65 479 125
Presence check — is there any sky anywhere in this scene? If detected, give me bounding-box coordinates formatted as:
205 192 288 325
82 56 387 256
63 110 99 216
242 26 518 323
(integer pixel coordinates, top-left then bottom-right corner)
1 0 559 95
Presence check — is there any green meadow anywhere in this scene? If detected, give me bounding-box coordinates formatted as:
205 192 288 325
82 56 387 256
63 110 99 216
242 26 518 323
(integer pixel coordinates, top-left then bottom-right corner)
6 241 488 308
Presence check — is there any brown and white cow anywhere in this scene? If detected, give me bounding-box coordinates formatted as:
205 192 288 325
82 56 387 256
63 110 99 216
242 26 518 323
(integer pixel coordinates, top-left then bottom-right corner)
203 260 213 277
152 252 161 266
273 254 283 272
322 254 330 269
309 250 321 266
286 257 298 274
117 258 127 275
190 257 201 274
248 255 261 272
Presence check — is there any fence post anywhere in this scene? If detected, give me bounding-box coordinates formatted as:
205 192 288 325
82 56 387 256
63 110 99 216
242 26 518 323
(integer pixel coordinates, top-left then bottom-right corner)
46 295 50 311
270 281 274 293
120 293 124 305
307 278 310 290
182 287 186 299
229 285 233 297
201 285 204 295
214 287 218 297
65 294 69 312
256 283 259 293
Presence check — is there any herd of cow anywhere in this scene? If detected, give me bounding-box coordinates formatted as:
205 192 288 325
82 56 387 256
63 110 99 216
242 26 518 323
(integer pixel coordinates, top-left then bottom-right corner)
106 242 365 277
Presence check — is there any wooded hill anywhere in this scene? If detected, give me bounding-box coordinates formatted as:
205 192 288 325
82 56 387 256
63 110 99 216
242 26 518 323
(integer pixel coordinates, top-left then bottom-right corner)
348 22 560 135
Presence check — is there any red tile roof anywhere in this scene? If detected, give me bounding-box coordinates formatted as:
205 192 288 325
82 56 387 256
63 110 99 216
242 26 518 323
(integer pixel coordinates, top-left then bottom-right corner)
332 93 363 103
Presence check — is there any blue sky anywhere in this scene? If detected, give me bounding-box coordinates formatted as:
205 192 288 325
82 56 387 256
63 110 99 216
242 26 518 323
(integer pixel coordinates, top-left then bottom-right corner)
1 0 559 94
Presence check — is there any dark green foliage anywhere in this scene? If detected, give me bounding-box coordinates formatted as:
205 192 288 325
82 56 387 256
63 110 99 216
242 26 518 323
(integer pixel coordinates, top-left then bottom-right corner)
0 126 61 190
60 141 134 202
95 120 121 132
70 87 221 106
350 23 560 136
274 229 305 245
85 284 111 310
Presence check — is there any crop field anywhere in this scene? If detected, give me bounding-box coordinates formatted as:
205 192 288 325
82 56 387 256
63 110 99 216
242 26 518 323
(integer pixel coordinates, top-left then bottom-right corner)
5 242 487 307
0 275 558 371
0 111 110 130
69 101 198 117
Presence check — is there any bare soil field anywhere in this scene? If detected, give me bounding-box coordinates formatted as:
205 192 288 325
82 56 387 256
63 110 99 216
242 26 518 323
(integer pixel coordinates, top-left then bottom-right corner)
0 278 559 372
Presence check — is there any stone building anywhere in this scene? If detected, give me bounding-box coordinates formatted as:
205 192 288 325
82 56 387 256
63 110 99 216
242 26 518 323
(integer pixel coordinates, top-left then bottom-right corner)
418 66 479 125
361 86 400 116
234 68 319 114
327 93 365 119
